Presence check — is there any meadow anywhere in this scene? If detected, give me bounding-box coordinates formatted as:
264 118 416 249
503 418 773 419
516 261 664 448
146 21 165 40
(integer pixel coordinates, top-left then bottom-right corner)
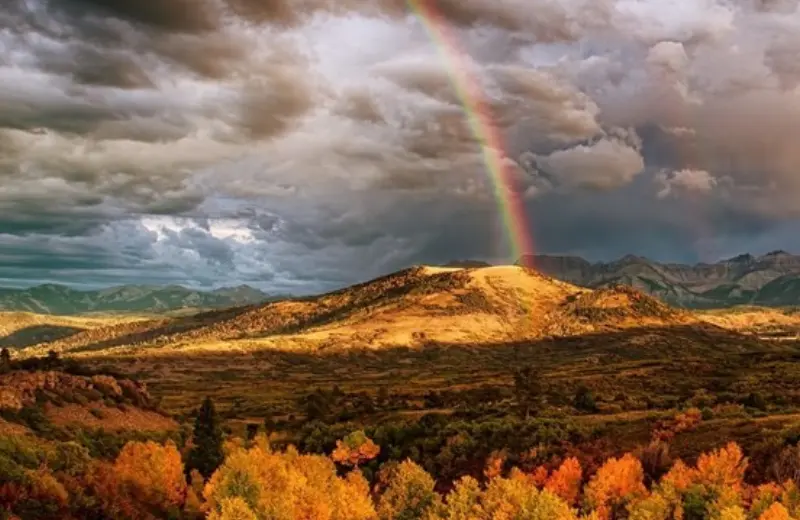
78 322 800 477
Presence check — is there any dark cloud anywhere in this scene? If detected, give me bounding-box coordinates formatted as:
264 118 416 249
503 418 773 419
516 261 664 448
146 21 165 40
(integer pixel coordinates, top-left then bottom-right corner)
61 0 220 33
238 68 317 140
2 0 800 291
38 46 155 89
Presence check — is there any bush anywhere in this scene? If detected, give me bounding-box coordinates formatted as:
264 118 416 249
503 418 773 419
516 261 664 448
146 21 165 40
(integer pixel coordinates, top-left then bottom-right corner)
574 386 598 413
743 392 767 411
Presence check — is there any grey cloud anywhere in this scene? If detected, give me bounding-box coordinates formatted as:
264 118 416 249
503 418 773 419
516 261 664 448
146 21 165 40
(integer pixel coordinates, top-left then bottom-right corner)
37 45 155 89
2 0 800 292
656 169 718 199
525 136 645 192
60 0 221 33
237 63 318 140
332 89 386 124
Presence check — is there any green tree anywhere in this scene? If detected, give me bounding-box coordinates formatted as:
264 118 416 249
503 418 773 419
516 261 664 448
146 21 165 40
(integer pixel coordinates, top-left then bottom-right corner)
187 396 225 479
574 385 598 413
513 366 545 418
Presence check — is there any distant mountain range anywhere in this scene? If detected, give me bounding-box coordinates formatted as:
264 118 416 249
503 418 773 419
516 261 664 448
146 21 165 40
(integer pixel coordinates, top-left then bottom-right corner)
0 284 274 315
516 250 800 308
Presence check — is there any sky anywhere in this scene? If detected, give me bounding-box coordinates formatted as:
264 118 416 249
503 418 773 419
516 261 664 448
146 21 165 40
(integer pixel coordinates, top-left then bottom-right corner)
1 0 800 293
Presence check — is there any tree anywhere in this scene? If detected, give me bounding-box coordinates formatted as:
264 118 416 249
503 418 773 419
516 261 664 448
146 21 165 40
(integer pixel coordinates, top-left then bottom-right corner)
204 442 375 520
87 441 188 518
513 366 545 418
303 389 333 422
113 440 187 511
187 396 225 480
331 431 380 468
0 348 10 374
377 386 390 408
545 457 582 505
758 503 792 520
377 460 437 520
585 453 647 520
574 386 598 413
481 471 577 520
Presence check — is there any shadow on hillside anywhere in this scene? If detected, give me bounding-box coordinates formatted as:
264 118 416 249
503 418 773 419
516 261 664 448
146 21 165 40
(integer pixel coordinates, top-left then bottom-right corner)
66 305 259 353
0 325 84 348
88 323 799 374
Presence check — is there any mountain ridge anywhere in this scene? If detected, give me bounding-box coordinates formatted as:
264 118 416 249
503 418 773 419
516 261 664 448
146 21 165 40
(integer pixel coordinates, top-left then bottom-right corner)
0 283 275 315
516 251 800 308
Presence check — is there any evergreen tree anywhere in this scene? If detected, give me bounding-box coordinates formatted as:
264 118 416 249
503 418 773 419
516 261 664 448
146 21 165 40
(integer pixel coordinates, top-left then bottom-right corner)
0 347 10 373
187 396 224 479
513 366 545 418
574 385 598 413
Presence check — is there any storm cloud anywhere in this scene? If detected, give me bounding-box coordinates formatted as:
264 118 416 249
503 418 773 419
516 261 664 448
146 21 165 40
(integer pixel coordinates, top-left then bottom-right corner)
1 0 800 291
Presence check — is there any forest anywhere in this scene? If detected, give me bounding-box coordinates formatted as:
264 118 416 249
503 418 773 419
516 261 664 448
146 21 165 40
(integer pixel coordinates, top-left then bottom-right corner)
4 342 800 520
3 388 800 520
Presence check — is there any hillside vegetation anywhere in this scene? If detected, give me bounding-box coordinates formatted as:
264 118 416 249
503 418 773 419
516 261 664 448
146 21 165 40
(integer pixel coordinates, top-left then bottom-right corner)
3 267 800 518
18 265 724 357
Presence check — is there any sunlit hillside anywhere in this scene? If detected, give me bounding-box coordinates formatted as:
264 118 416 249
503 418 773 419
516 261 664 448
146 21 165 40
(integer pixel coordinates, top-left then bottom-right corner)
15 265 736 358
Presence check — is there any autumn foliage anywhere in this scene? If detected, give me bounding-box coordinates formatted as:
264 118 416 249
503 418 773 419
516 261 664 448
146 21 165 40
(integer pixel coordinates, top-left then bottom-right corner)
6 428 800 520
331 430 381 468
203 434 375 520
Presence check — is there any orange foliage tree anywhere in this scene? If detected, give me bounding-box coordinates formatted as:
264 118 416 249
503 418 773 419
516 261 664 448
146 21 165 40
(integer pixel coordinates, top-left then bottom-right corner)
87 440 188 519
545 457 583 506
584 453 647 520
331 430 380 468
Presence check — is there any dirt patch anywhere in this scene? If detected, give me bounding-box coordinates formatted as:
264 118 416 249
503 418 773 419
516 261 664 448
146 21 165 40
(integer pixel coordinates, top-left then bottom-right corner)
46 403 178 432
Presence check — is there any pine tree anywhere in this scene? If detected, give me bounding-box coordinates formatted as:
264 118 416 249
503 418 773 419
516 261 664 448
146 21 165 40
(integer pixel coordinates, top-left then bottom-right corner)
0 348 11 373
513 366 545 418
574 385 598 413
187 396 225 480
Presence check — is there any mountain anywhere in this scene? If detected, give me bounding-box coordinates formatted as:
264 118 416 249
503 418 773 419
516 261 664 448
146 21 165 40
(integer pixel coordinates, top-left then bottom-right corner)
20 264 765 358
517 251 800 308
0 284 273 315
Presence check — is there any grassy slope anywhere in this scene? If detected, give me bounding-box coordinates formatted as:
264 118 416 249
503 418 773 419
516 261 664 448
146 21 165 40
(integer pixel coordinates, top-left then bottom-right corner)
5 266 800 466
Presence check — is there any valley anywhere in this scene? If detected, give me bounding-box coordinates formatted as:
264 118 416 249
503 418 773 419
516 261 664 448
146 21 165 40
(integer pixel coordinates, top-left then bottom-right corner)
5 264 800 518
5 265 800 449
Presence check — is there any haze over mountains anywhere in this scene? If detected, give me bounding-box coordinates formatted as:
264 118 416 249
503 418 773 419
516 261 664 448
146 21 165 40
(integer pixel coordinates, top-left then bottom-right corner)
3 250 800 315
520 250 800 308
0 284 272 315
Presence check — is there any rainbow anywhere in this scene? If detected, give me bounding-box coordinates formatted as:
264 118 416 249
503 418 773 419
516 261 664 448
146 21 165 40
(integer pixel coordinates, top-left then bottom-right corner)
407 0 535 266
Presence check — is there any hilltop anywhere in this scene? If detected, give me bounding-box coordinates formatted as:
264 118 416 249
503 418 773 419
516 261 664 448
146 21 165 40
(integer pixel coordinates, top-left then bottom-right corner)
519 250 800 308
0 283 274 315
16 265 761 359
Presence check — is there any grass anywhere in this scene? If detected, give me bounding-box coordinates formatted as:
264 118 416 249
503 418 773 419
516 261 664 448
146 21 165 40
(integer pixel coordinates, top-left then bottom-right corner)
79 325 800 434
7 266 800 479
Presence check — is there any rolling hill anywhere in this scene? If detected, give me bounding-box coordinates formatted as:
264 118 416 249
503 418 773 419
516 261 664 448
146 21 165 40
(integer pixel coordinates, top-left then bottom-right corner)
519 250 800 308
0 312 148 349
0 283 273 315
16 265 768 358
